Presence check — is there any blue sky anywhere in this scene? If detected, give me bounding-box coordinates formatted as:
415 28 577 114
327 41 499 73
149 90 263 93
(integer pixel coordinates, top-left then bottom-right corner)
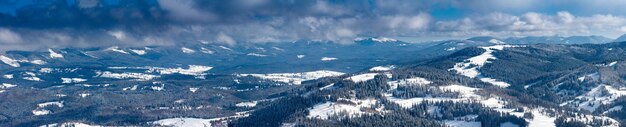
2 0 626 50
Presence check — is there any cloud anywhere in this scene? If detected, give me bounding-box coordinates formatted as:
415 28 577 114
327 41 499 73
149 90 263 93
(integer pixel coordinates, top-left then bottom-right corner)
2 0 626 51
431 11 626 38
157 0 216 23
0 28 21 44
216 33 236 46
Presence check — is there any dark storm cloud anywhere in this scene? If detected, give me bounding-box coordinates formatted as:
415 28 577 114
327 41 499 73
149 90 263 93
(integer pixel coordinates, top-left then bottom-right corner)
1 0 626 51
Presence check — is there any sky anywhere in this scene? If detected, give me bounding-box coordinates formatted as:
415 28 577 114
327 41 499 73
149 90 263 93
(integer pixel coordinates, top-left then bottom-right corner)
2 0 626 51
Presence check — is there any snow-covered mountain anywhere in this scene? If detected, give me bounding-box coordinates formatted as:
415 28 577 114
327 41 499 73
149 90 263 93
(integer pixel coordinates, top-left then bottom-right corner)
2 36 625 127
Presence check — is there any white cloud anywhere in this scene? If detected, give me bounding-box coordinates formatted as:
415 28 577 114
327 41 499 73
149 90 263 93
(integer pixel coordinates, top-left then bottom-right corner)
432 11 626 38
0 28 22 44
385 13 431 30
216 33 236 46
108 30 126 40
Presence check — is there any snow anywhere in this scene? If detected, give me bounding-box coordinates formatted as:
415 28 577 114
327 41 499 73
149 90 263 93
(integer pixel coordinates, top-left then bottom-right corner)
38 101 64 108
488 39 506 44
0 83 16 89
596 61 618 67
235 101 258 107
130 49 147 55
32 101 63 116
23 76 42 81
607 61 617 67
48 49 64 58
0 55 20 67
108 65 212 78
371 37 398 42
604 106 623 114
152 111 250 127
32 109 50 116
527 110 556 127
319 83 335 90
40 68 53 73
97 71 159 81
238 70 345 85
3 74 13 79
79 93 91 98
30 60 46 65
444 120 481 127
219 46 233 51
321 57 338 61
386 95 468 108
578 72 600 82
386 84 508 109
355 37 398 42
181 47 196 54
61 78 87 84
106 46 129 54
151 82 165 91
563 85 626 112
369 65 396 71
307 98 382 119
440 85 478 95
39 122 101 127
387 77 432 90
123 85 138 91
449 45 520 87
152 118 213 127
200 47 214 54
479 78 511 88
345 72 392 83
158 65 213 76
247 53 268 57
297 55 305 58
189 87 199 93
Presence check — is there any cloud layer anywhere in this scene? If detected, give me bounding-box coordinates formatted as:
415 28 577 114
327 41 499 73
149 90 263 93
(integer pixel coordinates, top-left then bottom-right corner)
1 0 626 51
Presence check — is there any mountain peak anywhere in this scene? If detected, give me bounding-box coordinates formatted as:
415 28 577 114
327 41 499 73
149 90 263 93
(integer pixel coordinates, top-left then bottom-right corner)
614 34 626 42
466 36 505 44
354 37 406 46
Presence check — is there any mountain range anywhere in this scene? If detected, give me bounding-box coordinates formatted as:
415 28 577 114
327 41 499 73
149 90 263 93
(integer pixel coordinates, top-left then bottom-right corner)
1 35 626 127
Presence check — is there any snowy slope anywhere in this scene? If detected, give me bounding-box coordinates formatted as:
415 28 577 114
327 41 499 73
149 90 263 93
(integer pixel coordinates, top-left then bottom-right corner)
449 45 523 87
239 70 345 85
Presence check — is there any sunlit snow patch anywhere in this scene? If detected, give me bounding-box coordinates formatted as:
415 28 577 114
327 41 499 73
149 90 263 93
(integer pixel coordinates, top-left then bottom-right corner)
61 78 87 84
307 98 383 119
0 83 16 91
387 77 432 90
157 65 213 76
97 71 159 81
0 55 20 67
449 45 522 87
369 65 396 71
130 49 147 55
181 47 196 54
152 111 250 127
561 85 626 112
345 72 392 83
3 74 13 79
238 70 345 85
247 53 268 57
235 101 258 108
32 101 64 116
48 49 64 58
106 46 129 54
39 122 101 127
321 57 338 61
297 55 305 58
